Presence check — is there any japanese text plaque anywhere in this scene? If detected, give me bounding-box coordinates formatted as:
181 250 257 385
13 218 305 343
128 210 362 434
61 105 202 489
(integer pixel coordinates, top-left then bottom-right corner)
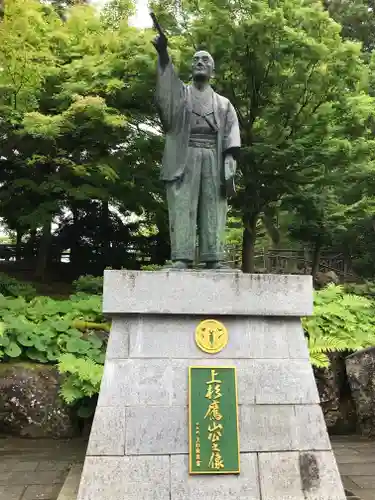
188 366 240 474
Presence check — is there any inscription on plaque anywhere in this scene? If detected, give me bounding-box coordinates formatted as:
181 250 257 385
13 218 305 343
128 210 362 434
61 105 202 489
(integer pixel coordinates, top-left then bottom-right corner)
189 366 240 474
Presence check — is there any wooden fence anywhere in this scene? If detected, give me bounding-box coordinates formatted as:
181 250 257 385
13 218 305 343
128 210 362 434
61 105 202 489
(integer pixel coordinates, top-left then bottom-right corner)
224 246 356 279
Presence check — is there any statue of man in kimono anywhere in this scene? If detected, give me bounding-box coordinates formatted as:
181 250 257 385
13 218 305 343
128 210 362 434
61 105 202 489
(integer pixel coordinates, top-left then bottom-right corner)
152 17 241 270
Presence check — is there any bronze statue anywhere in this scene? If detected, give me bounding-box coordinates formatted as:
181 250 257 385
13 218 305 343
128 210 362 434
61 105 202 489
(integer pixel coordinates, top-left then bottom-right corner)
152 14 240 270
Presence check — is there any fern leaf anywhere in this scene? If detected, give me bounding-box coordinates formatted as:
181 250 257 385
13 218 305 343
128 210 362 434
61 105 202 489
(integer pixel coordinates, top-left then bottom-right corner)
308 335 347 351
340 294 372 309
60 377 84 404
310 352 330 368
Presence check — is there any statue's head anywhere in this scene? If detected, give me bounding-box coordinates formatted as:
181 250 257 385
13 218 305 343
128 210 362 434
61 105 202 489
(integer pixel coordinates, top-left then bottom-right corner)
191 50 215 82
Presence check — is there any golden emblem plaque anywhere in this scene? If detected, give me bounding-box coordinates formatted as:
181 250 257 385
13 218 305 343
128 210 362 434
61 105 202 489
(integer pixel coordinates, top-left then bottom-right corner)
195 319 228 354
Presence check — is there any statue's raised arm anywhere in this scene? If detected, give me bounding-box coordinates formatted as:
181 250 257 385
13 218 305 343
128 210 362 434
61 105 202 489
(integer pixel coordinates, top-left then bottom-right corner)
151 12 169 68
151 12 186 133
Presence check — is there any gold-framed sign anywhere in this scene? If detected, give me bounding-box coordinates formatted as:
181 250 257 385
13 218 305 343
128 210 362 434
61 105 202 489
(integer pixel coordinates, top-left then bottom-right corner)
189 366 240 474
195 319 228 354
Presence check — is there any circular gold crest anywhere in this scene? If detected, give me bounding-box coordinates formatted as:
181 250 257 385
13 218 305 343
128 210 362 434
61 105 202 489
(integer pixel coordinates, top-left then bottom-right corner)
195 319 228 354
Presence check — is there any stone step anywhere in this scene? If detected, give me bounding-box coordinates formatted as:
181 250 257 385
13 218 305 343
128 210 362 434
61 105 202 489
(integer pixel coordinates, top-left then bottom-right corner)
57 464 83 500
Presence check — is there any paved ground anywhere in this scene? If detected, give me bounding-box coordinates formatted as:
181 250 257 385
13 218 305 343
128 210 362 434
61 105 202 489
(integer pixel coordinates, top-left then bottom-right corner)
0 437 86 500
332 436 375 500
0 435 374 499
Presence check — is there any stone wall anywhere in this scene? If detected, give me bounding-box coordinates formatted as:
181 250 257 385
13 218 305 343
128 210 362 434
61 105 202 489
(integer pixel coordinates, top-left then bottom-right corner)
314 348 375 438
346 347 375 437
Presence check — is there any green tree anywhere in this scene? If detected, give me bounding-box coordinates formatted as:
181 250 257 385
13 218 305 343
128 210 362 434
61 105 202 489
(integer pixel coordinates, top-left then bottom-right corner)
0 0 166 278
0 0 60 269
325 0 375 52
153 0 375 272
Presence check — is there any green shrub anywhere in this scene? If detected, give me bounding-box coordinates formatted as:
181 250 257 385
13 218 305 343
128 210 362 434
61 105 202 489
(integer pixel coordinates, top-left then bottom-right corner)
303 284 375 368
0 273 36 300
73 275 103 295
0 292 110 415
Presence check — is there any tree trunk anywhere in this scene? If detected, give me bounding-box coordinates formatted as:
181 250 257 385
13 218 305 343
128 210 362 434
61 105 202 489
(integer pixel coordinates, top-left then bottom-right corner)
242 214 258 273
261 212 280 248
311 240 322 278
15 227 23 262
100 201 110 272
25 229 37 264
35 218 52 281
70 204 81 274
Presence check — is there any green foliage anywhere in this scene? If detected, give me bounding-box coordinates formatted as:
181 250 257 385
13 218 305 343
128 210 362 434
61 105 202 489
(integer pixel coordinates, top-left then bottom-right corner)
0 273 37 300
0 293 106 364
326 0 375 53
303 284 375 368
0 290 108 415
0 0 58 110
0 0 166 278
58 353 103 416
73 275 103 295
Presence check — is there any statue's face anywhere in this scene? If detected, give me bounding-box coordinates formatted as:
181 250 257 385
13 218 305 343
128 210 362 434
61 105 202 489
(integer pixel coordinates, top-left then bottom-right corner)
192 51 214 81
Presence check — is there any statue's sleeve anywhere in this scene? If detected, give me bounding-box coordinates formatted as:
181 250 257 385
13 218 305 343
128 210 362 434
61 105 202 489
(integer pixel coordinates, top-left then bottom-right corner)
156 59 186 132
223 101 241 158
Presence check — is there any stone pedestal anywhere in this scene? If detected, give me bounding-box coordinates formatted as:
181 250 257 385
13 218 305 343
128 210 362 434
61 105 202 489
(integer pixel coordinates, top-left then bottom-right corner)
77 270 346 500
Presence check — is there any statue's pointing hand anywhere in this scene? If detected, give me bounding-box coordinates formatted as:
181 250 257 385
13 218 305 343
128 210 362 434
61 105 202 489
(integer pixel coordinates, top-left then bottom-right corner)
224 154 236 178
224 154 237 198
150 12 168 53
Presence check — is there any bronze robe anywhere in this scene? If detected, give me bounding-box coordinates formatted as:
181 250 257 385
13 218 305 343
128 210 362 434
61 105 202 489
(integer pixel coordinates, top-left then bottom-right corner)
156 60 241 263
